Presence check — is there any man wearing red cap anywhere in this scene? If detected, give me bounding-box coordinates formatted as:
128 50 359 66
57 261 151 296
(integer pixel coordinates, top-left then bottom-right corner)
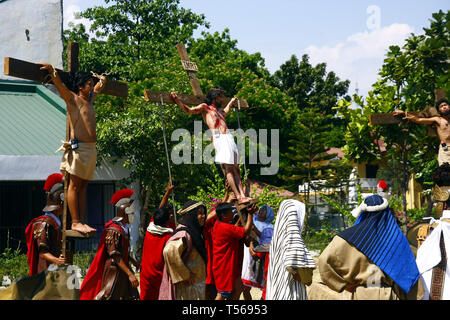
79 189 140 300
25 173 67 275
377 180 389 200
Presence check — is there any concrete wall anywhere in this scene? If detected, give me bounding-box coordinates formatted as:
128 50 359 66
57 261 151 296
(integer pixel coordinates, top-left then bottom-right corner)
0 0 63 80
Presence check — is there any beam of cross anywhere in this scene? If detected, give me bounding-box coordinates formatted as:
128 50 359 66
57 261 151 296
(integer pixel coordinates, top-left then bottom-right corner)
4 54 128 98
370 89 446 126
4 42 128 258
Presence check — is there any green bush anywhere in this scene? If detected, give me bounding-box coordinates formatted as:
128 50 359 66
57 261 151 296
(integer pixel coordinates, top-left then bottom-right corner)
0 248 97 283
0 248 29 282
72 251 97 277
254 185 288 218
304 228 336 253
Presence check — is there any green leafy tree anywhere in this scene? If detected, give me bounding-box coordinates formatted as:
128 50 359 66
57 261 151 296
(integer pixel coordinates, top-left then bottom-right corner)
272 53 351 151
280 108 337 216
64 0 209 80
272 54 351 116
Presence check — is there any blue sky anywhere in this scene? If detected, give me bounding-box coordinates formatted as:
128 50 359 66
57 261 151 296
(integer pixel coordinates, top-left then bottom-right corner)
64 0 448 97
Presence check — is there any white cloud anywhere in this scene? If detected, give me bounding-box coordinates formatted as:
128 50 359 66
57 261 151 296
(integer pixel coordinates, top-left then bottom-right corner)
62 0 93 32
305 23 415 97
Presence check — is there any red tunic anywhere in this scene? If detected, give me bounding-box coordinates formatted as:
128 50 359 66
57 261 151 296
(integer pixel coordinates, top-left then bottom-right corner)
203 215 217 285
256 252 270 300
212 220 245 292
79 220 135 300
25 215 61 276
139 226 173 300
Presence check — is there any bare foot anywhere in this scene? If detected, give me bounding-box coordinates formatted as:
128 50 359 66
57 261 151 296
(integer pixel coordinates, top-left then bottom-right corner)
83 223 97 233
71 222 96 234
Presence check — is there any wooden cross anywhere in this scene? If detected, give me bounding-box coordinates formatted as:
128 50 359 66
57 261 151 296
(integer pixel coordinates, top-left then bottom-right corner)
4 42 128 259
144 43 249 108
370 89 446 126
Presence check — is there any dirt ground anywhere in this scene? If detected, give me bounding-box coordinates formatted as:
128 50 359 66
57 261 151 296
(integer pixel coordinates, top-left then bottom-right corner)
130 257 323 300
239 257 322 300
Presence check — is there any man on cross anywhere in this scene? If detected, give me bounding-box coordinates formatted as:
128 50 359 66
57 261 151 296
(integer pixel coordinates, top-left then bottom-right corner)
393 99 450 166
39 63 106 233
171 87 252 203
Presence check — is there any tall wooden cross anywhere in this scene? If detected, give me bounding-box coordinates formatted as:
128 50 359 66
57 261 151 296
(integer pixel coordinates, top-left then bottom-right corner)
4 41 128 259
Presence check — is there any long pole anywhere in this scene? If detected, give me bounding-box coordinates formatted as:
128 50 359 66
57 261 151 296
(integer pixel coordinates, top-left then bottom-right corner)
235 100 249 197
61 42 79 260
158 96 177 225
235 100 247 177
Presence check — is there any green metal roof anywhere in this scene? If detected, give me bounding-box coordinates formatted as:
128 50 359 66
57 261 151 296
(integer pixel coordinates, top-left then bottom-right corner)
0 80 66 155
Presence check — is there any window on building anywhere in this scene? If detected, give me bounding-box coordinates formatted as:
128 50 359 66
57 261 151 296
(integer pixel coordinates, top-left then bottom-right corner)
366 164 379 178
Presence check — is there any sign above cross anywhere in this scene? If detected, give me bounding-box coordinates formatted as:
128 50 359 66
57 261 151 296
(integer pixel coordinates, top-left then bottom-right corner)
180 59 199 73
176 43 203 97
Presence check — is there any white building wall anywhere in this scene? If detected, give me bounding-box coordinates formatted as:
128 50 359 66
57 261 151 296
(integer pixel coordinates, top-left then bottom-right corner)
0 0 64 80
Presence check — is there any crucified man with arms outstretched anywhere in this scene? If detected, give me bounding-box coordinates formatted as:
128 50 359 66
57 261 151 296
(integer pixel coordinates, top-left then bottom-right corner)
171 86 252 204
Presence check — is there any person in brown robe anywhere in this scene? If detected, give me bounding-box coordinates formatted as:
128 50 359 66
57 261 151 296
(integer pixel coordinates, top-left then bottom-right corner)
309 236 424 300
309 195 424 300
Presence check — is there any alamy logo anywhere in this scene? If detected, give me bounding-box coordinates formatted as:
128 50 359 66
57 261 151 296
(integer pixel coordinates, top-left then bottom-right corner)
170 121 279 175
366 5 381 30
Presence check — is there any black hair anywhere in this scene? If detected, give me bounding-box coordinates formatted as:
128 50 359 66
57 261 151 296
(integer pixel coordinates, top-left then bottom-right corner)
60 71 94 94
436 98 449 115
173 200 207 263
205 86 226 105
215 202 233 220
433 162 450 186
153 207 170 227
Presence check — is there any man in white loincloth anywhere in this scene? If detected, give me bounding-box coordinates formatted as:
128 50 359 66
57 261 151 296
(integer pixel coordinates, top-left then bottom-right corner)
171 87 252 203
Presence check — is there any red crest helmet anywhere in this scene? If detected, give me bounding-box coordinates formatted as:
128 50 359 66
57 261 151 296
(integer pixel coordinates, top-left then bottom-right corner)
110 189 135 206
377 180 388 191
43 173 64 192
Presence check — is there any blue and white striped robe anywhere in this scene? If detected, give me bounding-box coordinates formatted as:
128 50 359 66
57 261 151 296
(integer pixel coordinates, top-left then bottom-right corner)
266 199 316 300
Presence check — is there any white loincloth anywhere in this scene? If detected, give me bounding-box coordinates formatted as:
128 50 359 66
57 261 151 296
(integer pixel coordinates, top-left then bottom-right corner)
58 141 97 181
438 144 450 166
212 132 239 165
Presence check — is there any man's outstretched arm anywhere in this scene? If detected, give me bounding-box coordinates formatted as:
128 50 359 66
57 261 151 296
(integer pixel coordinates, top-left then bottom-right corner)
92 75 107 103
393 110 439 125
170 92 205 114
39 63 74 103
223 97 238 117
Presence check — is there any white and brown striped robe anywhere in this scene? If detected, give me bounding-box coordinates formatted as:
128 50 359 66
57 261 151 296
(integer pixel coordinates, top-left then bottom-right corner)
266 199 316 300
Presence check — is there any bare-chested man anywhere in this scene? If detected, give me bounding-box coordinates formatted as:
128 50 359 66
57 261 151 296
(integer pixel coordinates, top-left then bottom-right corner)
393 98 450 165
171 87 252 203
39 63 106 233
